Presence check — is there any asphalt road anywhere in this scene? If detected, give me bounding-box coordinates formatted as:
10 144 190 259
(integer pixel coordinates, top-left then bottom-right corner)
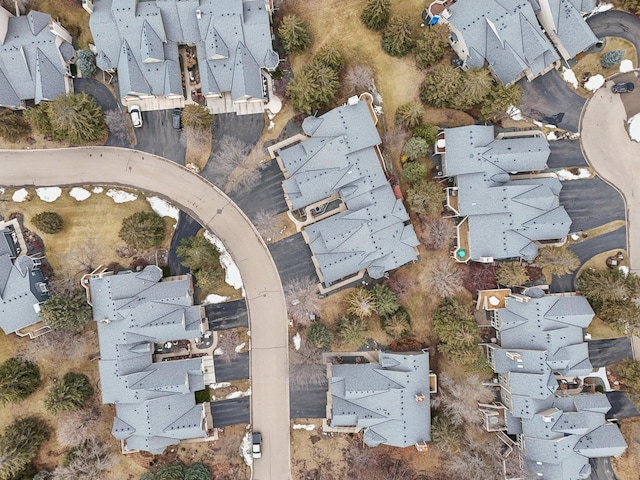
289 387 327 419
519 69 585 132
133 110 186 164
589 457 620 480
589 10 640 64
210 397 251 427
606 391 640 420
229 159 289 220
268 233 319 286
215 352 250 382
547 140 588 169
0 146 291 480
206 300 249 331
588 337 633 368
168 210 202 276
550 227 627 292
559 177 626 233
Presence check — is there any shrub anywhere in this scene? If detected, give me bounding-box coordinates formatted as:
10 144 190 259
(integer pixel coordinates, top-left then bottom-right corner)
119 211 165 249
76 49 97 77
413 124 439 146
403 137 429 160
306 323 333 349
601 49 625 68
371 284 401 317
381 308 411 339
182 105 213 131
0 109 31 142
402 160 429 184
45 373 93 414
395 102 423 129
32 211 63 234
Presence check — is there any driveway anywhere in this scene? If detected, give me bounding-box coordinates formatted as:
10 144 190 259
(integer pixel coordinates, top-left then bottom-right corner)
606 391 640 420
210 397 251 427
215 352 250 382
519 69 585 132
550 227 627 292
228 159 289 220
0 147 291 480
133 110 186 164
589 457 620 480
588 10 640 63
547 140 588 169
588 337 634 368
290 387 327 419
268 233 319 286
168 210 201 276
206 300 249 331
559 177 626 233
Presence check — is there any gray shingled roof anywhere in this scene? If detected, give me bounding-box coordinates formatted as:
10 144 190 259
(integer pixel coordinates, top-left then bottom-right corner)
90 266 208 454
545 0 598 59
329 351 431 448
278 100 419 285
0 226 47 333
446 0 559 84
89 0 277 103
0 8 72 108
442 126 571 261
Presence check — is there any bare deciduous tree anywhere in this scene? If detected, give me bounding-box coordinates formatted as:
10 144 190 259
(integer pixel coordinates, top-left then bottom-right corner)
343 65 374 95
0 0 31 15
207 136 250 189
231 166 261 193
284 276 321 325
252 208 279 241
444 450 494 480
104 109 129 143
345 288 375 318
56 406 102 448
381 125 410 161
215 329 243 364
431 372 494 426
421 253 464 298
51 438 115 480
66 238 100 274
419 216 456 250
289 340 327 390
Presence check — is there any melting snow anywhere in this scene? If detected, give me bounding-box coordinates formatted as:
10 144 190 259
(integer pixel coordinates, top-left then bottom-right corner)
210 382 231 389
584 75 605 91
92 187 104 194
203 294 230 304
214 348 223 355
556 168 592 181
226 388 251 399
36 187 62 202
12 189 29 202
146 196 179 225
620 59 634 73
620 266 630 276
628 113 640 141
293 424 316 431
562 68 578 89
547 131 558 141
506 105 522 120
592 2 613 13
235 342 246 353
242 432 253 466
292 332 301 351
69 187 91 201
204 230 244 292
0 188 4 195
106 189 138 203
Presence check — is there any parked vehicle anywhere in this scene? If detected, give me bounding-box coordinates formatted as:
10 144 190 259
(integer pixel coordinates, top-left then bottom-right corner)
172 108 182 129
612 82 635 93
252 432 262 459
129 105 143 128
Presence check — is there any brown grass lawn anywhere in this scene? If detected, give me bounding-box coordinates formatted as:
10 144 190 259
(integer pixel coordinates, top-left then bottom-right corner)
32 0 94 49
613 417 640 480
0 187 173 279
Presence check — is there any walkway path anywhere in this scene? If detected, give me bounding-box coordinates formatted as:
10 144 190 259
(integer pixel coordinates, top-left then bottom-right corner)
0 146 290 480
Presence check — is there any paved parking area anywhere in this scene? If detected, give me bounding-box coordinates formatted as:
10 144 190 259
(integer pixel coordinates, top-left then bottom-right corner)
559 177 626 233
268 233 318 286
547 140 588 169
206 300 249 331
290 387 327 419
229 160 288 220
588 337 634 368
606 391 640 420
133 110 186 164
215 352 250 382
210 397 251 427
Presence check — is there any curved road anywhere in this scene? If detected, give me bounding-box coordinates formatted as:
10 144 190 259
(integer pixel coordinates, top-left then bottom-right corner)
0 147 290 480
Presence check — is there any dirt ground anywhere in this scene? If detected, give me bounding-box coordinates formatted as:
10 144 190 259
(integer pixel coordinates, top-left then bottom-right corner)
613 417 640 480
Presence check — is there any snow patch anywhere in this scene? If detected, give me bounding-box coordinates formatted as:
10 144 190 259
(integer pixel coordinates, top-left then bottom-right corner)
556 168 591 181
106 189 138 203
235 342 246 353
69 187 91 201
214 347 223 356
620 265 630 276
241 432 253 466
12 189 29 202
562 68 578 89
584 74 605 91
533 120 543 127
545 124 557 129
268 120 275 130
204 230 244 292
620 59 634 73
293 424 316 431
0 188 4 195
92 187 104 194
506 105 522 120
36 187 62 202
628 113 640 142
203 294 230 304
292 332 301 351
146 196 179 225
592 2 613 14
226 388 251 399
547 131 558 141
210 382 231 389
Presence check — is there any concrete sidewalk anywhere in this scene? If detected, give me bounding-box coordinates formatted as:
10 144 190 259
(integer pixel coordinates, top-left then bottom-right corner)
0 147 291 480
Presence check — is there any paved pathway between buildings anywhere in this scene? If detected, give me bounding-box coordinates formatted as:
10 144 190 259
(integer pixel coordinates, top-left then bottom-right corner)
0 146 290 480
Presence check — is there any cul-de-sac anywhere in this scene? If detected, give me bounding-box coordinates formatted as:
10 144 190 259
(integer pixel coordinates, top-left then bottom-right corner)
2 0 640 479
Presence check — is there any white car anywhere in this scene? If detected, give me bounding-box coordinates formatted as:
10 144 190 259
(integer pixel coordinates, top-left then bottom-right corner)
129 105 143 128
252 432 262 459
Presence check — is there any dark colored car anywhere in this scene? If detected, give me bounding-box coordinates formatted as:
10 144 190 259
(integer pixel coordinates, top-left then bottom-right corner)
172 108 182 129
612 82 635 93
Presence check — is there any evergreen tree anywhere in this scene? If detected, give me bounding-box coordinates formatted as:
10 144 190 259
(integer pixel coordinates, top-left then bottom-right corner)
182 105 213 131
306 323 333 349
45 373 93 414
345 288 375 318
313 44 344 71
31 212 64 234
371 284 401 317
23 103 54 137
420 65 462 108
535 246 580 276
45 93 107 144
478 83 522 121
360 0 391 30
40 292 92 331
381 308 411 339
452 68 493 110
176 235 224 291
403 136 429 160
406 180 444 216
278 15 311 54
119 211 165 249
184 463 211 480
432 297 481 365
413 124 439 146
395 102 423 129
577 268 640 303
0 417 50 480
0 109 31 142
0 358 40 404
601 49 625 68
76 50 97 78
402 160 428 184
381 15 415 57
415 24 450 69
430 414 463 452
336 316 368 346
287 63 340 114
496 261 529 287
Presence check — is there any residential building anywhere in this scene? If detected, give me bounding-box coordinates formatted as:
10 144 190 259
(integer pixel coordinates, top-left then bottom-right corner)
0 218 50 337
0 6 74 109
530 0 599 62
86 0 279 114
86 266 216 454
271 96 419 290
478 289 627 480
437 125 571 263
324 350 433 449
423 0 560 84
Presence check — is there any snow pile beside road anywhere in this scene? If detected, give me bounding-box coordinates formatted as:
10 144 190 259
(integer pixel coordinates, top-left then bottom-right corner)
92 187 104 194
547 131 558 141
506 105 522 120
628 113 640 141
235 342 246 353
592 2 613 13
146 196 179 226
106 189 138 203
241 432 253 466
292 332 301 351
584 75 605 91
226 388 251 399
556 168 591 180
293 424 316 431
69 187 91 201
204 230 244 292
12 189 29 202
36 187 62 202
620 59 634 73
203 294 229 304
562 68 578 89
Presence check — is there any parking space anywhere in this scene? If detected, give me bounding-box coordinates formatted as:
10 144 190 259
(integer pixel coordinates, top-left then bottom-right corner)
588 338 634 368
210 397 251 427
547 140 588 169
133 110 186 164
214 352 250 382
268 233 318 286
289 387 327 419
206 300 249 331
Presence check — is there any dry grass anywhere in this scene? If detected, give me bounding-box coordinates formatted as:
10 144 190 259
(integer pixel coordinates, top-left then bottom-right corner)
0 132 76 150
576 249 628 280
32 0 94 49
586 316 624 340
185 128 212 171
569 37 637 98
0 187 173 279
613 417 640 480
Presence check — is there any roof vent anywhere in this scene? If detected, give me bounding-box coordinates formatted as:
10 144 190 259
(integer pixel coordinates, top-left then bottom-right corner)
415 393 426 403
196 9 202 19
